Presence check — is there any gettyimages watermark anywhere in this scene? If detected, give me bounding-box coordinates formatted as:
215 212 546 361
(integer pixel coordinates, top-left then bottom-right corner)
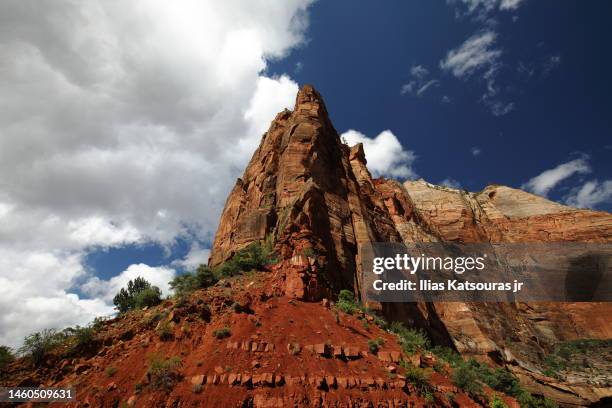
360 243 612 302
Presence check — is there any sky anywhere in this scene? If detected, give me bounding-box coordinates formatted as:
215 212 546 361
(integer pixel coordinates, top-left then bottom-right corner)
0 0 610 346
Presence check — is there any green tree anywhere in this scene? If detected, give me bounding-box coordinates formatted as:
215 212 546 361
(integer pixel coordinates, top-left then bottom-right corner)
19 329 64 366
113 277 162 313
0 345 14 370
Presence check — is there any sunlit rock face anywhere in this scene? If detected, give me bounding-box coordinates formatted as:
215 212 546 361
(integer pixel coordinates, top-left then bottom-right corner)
210 85 612 406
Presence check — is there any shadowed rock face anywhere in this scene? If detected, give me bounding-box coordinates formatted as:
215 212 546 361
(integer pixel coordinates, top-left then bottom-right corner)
210 85 612 406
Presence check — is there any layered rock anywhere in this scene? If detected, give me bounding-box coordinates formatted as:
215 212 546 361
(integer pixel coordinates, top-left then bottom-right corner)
210 85 612 406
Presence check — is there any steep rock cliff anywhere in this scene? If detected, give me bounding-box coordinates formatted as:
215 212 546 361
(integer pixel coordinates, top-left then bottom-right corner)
210 85 612 406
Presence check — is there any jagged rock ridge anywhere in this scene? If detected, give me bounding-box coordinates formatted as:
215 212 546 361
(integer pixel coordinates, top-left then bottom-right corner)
210 85 612 406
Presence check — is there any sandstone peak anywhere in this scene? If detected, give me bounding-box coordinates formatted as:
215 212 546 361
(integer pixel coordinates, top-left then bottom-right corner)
209 86 612 405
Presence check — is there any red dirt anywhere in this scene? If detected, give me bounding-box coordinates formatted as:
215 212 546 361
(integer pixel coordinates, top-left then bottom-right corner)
2 271 501 407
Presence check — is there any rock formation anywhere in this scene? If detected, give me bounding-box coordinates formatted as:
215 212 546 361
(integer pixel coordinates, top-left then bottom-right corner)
2 85 609 407
210 85 612 406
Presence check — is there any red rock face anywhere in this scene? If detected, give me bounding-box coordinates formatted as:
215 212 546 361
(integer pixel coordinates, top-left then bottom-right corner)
210 85 612 405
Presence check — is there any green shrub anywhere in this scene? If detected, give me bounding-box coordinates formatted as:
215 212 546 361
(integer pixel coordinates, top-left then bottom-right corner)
336 289 359 314
147 354 182 390
92 316 110 331
212 327 231 339
490 395 509 408
106 366 117 377
215 238 277 278
368 338 384 354
516 392 558 408
156 321 174 341
390 322 430 354
18 329 64 366
134 287 163 310
434 352 557 408
169 264 218 295
65 325 98 355
0 346 14 371
401 362 434 395
453 362 483 397
430 346 463 367
113 277 162 313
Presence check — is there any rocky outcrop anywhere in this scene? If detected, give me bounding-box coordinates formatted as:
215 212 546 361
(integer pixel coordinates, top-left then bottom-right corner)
209 85 611 406
210 85 402 300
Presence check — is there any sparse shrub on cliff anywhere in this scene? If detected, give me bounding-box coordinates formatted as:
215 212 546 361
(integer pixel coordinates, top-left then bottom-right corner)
400 362 434 396
64 325 98 355
368 338 384 354
212 327 231 339
215 238 277 277
113 277 162 313
169 264 218 295
453 362 483 398
490 395 509 408
390 322 430 354
516 393 558 408
156 321 174 341
0 345 14 371
431 347 558 408
147 354 182 390
105 366 117 377
18 329 64 366
336 289 359 314
91 315 111 331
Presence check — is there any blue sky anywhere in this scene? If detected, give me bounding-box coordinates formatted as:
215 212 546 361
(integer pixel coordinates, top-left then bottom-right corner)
0 0 610 345
87 0 612 293
267 0 611 207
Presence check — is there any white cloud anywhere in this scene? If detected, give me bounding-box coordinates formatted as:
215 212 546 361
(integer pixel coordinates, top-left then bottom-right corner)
471 147 482 156
410 65 429 79
521 157 591 197
401 65 439 97
172 244 211 271
440 30 516 116
439 178 462 189
341 130 417 179
441 95 452 103
0 0 313 346
454 0 525 17
416 80 440 96
499 0 525 11
565 180 612 209
82 263 176 304
440 31 501 78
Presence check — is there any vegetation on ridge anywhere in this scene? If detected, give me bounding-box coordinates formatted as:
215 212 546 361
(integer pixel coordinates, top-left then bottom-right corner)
113 276 162 314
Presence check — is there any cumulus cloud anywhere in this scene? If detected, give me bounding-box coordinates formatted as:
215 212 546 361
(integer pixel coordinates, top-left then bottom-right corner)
172 244 211 271
341 130 417 179
0 0 313 346
82 263 177 304
521 157 591 197
564 180 612 209
471 147 482 156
